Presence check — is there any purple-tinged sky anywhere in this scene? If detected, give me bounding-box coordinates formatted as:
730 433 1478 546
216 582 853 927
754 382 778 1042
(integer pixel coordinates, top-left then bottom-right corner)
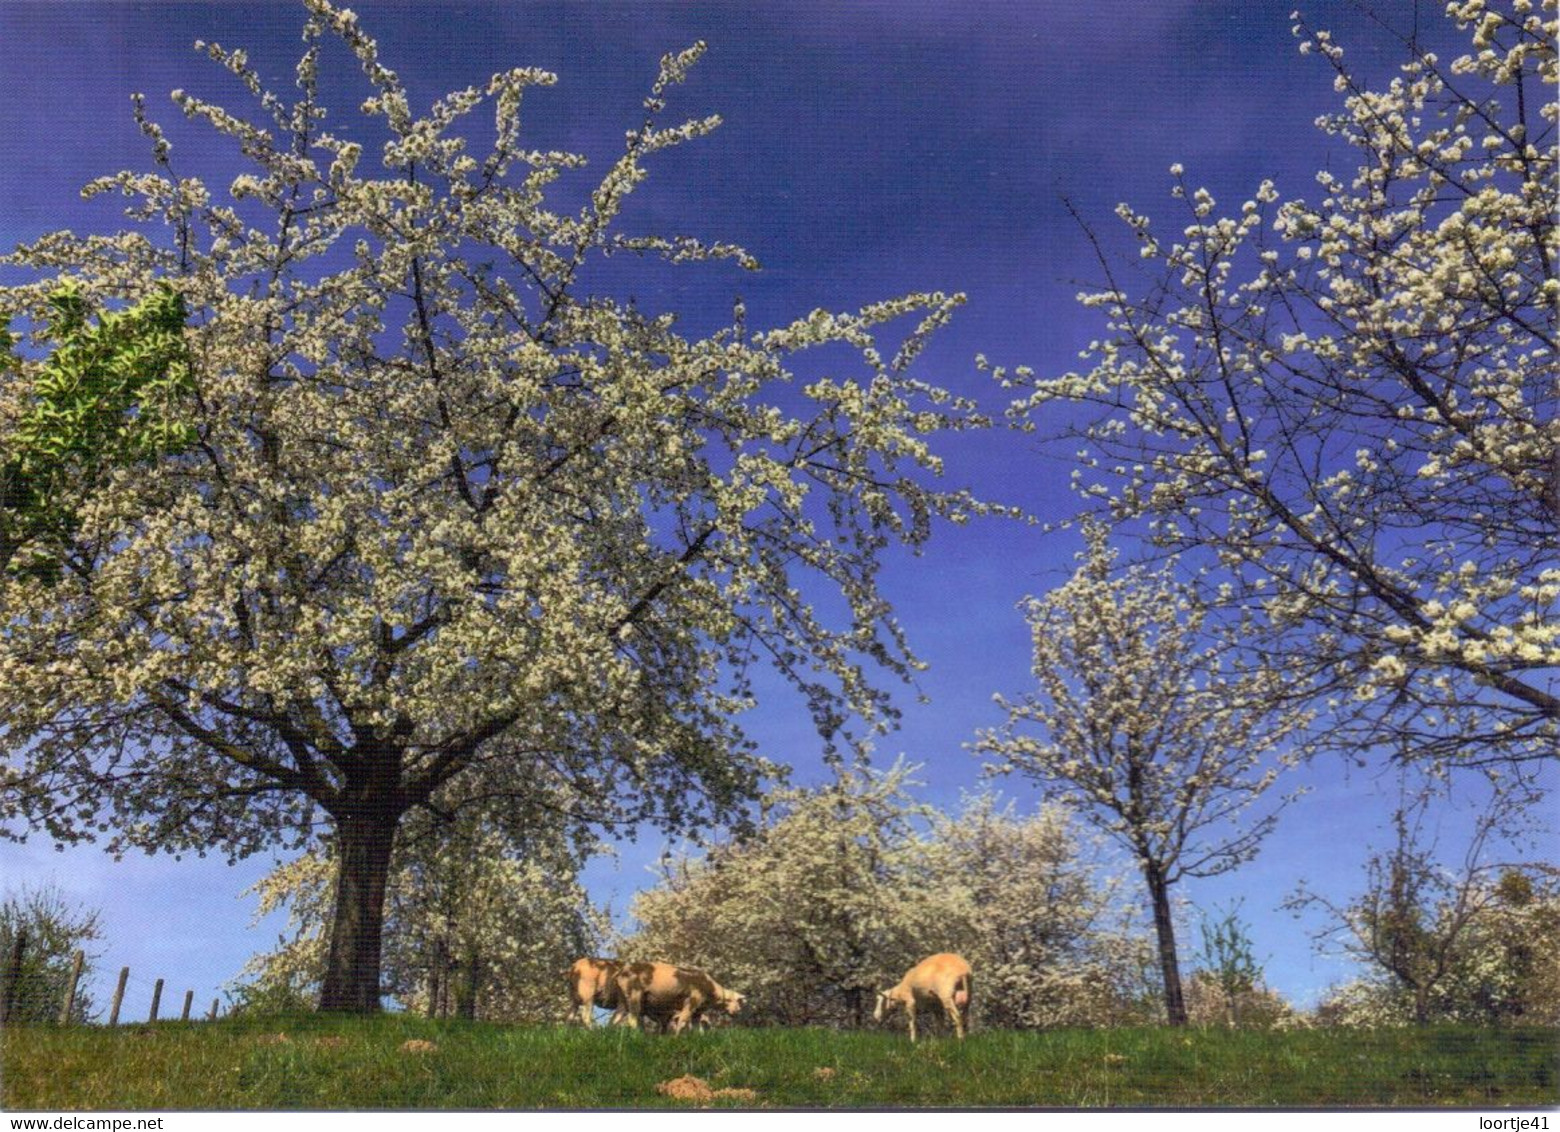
1 1 1542 1020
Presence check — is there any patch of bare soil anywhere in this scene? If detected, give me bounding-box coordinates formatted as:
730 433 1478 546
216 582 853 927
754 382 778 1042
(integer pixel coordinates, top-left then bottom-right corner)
655 1075 758 1105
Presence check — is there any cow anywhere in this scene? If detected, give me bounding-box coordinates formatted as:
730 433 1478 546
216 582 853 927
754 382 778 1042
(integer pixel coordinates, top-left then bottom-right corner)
566 957 627 1028
873 952 973 1042
614 960 745 1034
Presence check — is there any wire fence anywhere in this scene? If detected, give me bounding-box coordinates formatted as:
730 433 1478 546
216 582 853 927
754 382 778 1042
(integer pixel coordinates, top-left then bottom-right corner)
0 930 222 1027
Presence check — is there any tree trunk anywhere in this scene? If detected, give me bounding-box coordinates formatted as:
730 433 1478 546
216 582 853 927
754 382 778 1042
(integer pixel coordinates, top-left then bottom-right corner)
1144 862 1188 1027
319 805 399 1013
453 949 480 1021
428 936 448 1018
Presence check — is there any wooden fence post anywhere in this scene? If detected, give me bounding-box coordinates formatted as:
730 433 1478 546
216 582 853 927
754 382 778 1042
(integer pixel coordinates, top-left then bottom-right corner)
58 949 84 1025
109 967 130 1026
181 989 193 1022
207 998 219 1021
148 978 164 1023
0 929 25 1026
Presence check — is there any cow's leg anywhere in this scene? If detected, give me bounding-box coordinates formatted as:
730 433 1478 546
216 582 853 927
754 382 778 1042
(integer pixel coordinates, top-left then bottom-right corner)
942 995 965 1040
577 999 594 1027
907 1004 918 1044
669 1001 695 1034
622 988 643 1030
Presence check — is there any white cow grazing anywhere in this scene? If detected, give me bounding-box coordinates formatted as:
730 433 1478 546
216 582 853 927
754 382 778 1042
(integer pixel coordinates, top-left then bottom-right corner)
873 952 973 1042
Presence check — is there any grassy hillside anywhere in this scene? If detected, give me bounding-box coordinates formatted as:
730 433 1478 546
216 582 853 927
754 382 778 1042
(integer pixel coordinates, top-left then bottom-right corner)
2 1014 1554 1110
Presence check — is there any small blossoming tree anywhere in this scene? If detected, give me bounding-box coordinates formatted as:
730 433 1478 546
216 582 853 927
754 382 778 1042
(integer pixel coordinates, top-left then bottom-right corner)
1291 766 1553 1026
978 526 1309 1026
0 885 105 1025
1001 0 1558 768
627 761 942 1028
0 2 993 1012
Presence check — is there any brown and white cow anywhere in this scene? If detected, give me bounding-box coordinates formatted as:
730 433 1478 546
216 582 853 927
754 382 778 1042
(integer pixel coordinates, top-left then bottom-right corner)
614 961 745 1034
566 957 627 1027
873 952 973 1042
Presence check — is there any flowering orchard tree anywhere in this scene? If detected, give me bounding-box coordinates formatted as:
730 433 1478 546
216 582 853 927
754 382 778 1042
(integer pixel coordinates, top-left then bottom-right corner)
978 526 1310 1026
0 3 994 1012
923 792 1158 1030
383 780 610 1021
999 1 1558 767
627 760 947 1028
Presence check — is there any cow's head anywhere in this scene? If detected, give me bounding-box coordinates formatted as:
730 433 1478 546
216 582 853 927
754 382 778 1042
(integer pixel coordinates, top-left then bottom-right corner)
717 987 745 1015
873 989 905 1022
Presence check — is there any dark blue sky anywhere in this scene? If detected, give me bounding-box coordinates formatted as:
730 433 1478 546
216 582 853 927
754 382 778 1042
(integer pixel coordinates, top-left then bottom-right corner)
0 1 1517 1017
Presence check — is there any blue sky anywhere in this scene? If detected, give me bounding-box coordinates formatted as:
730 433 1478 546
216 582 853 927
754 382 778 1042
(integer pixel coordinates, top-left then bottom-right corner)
0 1 1546 1019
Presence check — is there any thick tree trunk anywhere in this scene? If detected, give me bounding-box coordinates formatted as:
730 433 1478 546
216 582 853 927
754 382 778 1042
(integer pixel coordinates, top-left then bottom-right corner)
1144 863 1188 1027
318 806 399 1013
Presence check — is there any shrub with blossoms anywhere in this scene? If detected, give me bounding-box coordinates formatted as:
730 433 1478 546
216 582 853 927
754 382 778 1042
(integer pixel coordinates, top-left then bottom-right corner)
0 1 998 1012
1315 870 1560 1028
623 764 1155 1030
998 0 1558 768
1182 971 1302 1031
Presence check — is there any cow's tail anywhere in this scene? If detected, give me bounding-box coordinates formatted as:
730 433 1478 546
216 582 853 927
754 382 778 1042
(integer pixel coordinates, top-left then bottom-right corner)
954 972 973 1013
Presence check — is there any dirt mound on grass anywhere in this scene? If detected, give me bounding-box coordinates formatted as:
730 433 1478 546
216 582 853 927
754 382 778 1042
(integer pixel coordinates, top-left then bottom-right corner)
655 1075 758 1105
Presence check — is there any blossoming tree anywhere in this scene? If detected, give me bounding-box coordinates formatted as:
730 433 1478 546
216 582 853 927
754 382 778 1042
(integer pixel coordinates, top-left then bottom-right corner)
1290 766 1553 1025
627 761 945 1028
978 526 1310 1025
1001 0 1557 767
0 2 992 1012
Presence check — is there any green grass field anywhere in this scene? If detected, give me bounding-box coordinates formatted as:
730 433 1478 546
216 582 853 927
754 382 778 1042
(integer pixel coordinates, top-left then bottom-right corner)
2 1014 1554 1110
